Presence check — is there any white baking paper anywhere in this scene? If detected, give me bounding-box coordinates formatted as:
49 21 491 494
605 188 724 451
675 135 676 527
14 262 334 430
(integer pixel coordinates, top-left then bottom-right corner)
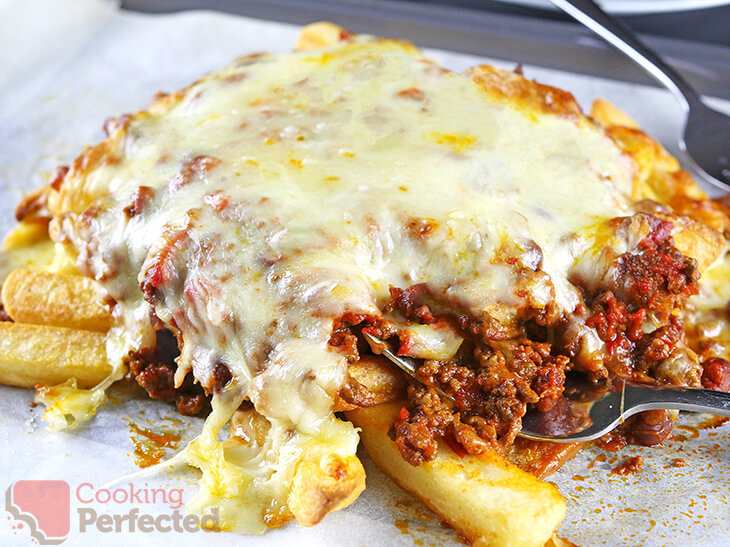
0 1 729 545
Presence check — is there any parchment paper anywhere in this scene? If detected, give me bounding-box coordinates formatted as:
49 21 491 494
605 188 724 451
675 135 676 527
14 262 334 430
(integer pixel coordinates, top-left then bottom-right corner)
0 1 729 545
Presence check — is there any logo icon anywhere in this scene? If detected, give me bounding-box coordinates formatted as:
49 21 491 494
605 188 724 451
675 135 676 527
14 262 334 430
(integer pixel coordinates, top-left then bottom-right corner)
6 480 70 545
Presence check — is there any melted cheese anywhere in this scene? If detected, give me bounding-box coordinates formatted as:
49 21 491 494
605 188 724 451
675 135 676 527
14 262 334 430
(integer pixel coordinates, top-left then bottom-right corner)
50 35 638 531
683 249 730 361
690 250 730 311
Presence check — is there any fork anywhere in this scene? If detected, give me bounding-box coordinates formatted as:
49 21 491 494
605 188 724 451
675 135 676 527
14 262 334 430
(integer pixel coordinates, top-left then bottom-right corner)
550 0 730 189
364 333 730 442
519 380 730 443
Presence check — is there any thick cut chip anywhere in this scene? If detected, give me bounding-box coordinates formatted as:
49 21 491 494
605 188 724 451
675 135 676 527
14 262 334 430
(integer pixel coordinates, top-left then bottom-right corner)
347 403 566 547
0 322 109 388
2 269 113 332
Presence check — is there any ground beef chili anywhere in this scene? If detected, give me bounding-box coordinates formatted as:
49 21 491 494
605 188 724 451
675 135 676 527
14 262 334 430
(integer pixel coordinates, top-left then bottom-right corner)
585 291 687 383
613 218 699 315
329 315 363 363
333 284 574 467
581 219 702 446
346 219 705 466
390 338 569 466
701 357 730 391
126 329 208 416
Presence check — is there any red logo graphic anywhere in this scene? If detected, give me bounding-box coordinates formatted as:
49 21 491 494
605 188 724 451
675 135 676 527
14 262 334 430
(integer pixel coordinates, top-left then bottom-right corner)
6 480 70 545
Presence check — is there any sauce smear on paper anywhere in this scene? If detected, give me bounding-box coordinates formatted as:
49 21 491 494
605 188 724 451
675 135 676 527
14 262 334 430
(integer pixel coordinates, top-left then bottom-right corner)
125 419 181 468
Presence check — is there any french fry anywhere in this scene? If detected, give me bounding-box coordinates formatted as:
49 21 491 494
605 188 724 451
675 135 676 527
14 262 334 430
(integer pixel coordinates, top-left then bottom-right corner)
590 98 640 129
14 185 51 223
1 269 113 332
295 22 344 51
334 355 407 412
0 322 110 388
348 355 406 397
229 405 366 527
0 222 56 279
347 402 566 547
2 220 51 250
289 451 366 526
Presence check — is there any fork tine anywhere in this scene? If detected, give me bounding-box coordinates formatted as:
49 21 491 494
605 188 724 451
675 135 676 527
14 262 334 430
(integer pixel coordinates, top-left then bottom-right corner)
363 332 456 403
517 420 617 443
518 390 625 443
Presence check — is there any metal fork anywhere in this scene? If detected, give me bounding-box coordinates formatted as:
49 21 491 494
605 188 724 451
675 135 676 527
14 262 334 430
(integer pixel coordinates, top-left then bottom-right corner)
363 332 456 403
519 381 730 443
550 0 730 189
364 333 730 442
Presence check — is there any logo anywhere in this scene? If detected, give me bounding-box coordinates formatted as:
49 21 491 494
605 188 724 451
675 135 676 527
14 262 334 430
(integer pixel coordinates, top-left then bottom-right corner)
6 480 70 545
5 480 219 543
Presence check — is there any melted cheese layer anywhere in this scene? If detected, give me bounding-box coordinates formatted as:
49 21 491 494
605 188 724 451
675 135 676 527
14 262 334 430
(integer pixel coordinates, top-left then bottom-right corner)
58 36 638 530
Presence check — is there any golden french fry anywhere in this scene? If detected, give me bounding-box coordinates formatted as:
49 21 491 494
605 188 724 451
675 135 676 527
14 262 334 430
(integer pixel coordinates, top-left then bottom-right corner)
670 217 725 273
228 405 366 527
590 98 640 129
334 355 407 412
2 220 51 250
349 355 407 397
338 357 579 479
288 451 366 526
0 322 110 388
14 185 51 223
295 22 345 51
1 269 113 332
333 396 357 412
347 402 566 547
0 223 56 282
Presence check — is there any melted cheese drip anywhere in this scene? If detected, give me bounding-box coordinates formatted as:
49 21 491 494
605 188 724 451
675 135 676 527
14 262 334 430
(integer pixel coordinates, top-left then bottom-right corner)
59 36 637 531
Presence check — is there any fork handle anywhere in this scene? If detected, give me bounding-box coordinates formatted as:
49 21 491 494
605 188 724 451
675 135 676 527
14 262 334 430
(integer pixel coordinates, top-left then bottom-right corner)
550 0 701 111
625 384 730 417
